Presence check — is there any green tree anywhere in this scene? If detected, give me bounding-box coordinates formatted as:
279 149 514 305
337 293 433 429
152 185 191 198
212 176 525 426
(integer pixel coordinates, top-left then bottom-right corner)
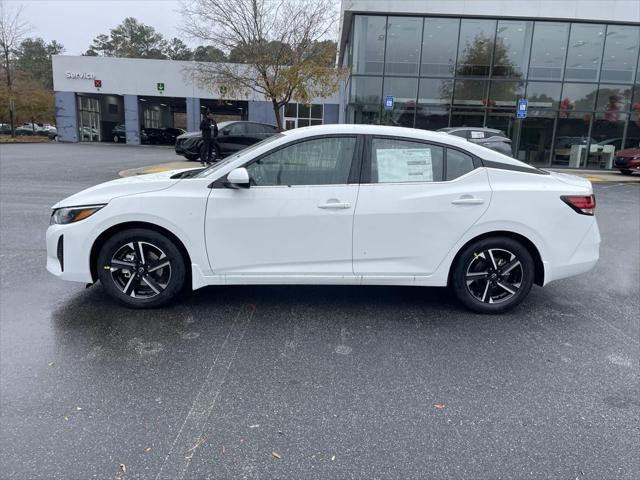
193 45 227 62
0 0 30 136
86 18 166 59
164 37 192 60
15 37 64 89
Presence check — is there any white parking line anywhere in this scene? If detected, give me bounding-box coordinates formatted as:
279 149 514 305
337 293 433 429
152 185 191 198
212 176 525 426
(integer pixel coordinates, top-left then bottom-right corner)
155 304 255 480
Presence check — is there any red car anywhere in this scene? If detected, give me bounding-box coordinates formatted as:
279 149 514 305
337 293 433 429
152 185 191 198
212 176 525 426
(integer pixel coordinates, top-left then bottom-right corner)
614 147 640 175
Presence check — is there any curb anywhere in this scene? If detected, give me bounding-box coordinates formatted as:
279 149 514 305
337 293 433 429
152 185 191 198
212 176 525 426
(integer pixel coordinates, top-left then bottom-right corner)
119 161 195 177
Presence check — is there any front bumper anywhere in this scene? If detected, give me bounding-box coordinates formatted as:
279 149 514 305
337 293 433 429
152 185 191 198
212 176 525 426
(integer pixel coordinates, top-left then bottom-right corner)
46 223 94 283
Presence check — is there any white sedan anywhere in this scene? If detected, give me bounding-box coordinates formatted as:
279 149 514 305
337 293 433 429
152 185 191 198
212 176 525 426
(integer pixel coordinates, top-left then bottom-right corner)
46 125 600 313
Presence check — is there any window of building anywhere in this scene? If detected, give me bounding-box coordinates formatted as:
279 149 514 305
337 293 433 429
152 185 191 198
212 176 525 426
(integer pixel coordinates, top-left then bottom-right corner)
283 103 323 129
421 18 460 77
384 16 423 75
381 77 418 127
453 79 488 107
456 19 497 77
352 15 386 75
560 83 598 111
553 111 592 168
492 20 533 78
446 149 475 180
526 82 563 109
418 78 453 105
517 111 555 166
350 76 383 105
246 137 356 186
564 23 605 82
450 109 485 127
595 84 633 112
488 80 525 107
601 25 640 83
415 105 450 131
528 22 570 80
370 138 444 183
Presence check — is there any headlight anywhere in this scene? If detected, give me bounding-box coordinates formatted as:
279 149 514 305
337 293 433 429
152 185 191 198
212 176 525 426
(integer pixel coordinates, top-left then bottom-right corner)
50 204 105 225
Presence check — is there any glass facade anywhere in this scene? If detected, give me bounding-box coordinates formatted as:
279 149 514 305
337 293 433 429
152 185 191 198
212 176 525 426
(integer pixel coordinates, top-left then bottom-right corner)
346 15 640 169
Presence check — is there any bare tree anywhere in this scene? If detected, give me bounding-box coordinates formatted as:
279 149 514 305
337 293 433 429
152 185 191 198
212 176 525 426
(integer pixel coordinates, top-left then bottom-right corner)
0 0 29 137
181 0 343 129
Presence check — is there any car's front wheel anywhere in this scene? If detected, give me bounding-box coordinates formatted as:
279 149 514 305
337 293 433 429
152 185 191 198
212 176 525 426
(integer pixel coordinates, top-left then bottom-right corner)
96 228 186 308
620 169 633 175
185 154 200 161
451 237 534 314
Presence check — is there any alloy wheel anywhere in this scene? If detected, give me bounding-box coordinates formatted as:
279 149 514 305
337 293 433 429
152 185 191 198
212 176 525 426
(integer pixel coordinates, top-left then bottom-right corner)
109 241 171 299
465 248 523 304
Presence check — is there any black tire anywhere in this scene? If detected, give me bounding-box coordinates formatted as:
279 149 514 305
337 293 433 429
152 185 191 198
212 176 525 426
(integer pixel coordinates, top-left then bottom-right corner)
451 236 534 314
620 169 633 176
185 154 200 161
96 228 186 308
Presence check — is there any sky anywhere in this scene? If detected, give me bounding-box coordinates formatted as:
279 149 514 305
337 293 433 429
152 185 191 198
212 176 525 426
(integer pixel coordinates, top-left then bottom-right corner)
8 0 190 54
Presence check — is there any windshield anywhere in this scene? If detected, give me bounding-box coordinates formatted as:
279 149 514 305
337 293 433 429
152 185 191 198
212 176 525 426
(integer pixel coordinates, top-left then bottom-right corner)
193 133 284 178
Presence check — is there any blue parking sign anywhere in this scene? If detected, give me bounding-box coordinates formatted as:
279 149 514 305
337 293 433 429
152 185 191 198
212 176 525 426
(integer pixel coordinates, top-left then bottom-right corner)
384 95 394 110
517 98 528 118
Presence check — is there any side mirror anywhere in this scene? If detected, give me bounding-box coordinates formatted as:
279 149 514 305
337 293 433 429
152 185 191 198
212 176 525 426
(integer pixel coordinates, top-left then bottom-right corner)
225 167 250 188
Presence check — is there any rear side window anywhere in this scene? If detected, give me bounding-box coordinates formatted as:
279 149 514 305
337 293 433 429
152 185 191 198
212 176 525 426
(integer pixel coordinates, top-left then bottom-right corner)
469 130 486 139
370 138 444 183
449 130 468 138
446 149 475 180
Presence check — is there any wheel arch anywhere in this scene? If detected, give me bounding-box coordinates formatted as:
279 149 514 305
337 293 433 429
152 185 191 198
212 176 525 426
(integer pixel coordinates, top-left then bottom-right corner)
89 221 192 286
448 231 545 287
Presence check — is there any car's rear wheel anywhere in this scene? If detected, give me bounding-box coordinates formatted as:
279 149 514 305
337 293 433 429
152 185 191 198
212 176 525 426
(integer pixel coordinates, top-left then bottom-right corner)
620 169 633 175
97 228 186 308
451 237 534 314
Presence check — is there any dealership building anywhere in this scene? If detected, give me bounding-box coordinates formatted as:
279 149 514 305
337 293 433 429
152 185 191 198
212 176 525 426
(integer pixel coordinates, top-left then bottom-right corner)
53 0 639 170
337 0 640 169
51 55 340 144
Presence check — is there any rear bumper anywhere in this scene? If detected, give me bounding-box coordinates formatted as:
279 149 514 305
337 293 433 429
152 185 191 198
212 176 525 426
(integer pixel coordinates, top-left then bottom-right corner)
544 220 600 284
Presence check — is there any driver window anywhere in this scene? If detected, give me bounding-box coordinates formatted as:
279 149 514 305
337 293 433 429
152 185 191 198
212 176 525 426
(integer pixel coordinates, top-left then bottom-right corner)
245 136 356 186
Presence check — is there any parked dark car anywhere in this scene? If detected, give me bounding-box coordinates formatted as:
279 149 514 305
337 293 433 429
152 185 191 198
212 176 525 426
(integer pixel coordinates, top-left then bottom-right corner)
111 124 127 143
438 127 513 156
112 125 184 145
614 144 640 175
175 121 281 161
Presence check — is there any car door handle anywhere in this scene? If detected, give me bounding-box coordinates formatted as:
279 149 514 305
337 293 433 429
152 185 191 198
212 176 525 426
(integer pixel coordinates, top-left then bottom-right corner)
451 196 485 205
318 200 351 210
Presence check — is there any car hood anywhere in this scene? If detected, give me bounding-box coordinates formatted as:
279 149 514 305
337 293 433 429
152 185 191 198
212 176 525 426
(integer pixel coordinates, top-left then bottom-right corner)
177 131 201 140
52 169 187 209
616 148 640 157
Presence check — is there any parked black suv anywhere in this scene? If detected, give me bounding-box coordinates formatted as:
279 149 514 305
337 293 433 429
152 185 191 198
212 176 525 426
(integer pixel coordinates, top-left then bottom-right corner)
438 127 513 156
175 121 281 161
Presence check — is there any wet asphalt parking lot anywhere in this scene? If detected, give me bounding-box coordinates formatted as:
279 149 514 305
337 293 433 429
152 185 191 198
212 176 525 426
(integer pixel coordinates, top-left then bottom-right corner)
1 143 639 480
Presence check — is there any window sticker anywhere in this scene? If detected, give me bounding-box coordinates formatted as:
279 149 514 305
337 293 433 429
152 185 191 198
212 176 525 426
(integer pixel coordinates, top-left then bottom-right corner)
376 148 433 182
470 131 485 139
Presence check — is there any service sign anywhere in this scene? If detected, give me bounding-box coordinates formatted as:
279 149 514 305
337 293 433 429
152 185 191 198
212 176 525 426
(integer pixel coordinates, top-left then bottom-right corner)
65 72 96 80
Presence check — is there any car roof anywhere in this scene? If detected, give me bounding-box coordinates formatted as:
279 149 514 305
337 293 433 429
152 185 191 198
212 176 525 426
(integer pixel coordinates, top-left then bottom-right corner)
281 124 533 170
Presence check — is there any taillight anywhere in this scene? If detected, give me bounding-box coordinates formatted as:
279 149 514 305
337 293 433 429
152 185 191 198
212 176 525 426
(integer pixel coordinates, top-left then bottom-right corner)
561 195 596 216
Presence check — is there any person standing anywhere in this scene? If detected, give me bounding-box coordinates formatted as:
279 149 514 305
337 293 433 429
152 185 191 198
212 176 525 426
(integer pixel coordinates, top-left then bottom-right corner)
199 110 218 166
